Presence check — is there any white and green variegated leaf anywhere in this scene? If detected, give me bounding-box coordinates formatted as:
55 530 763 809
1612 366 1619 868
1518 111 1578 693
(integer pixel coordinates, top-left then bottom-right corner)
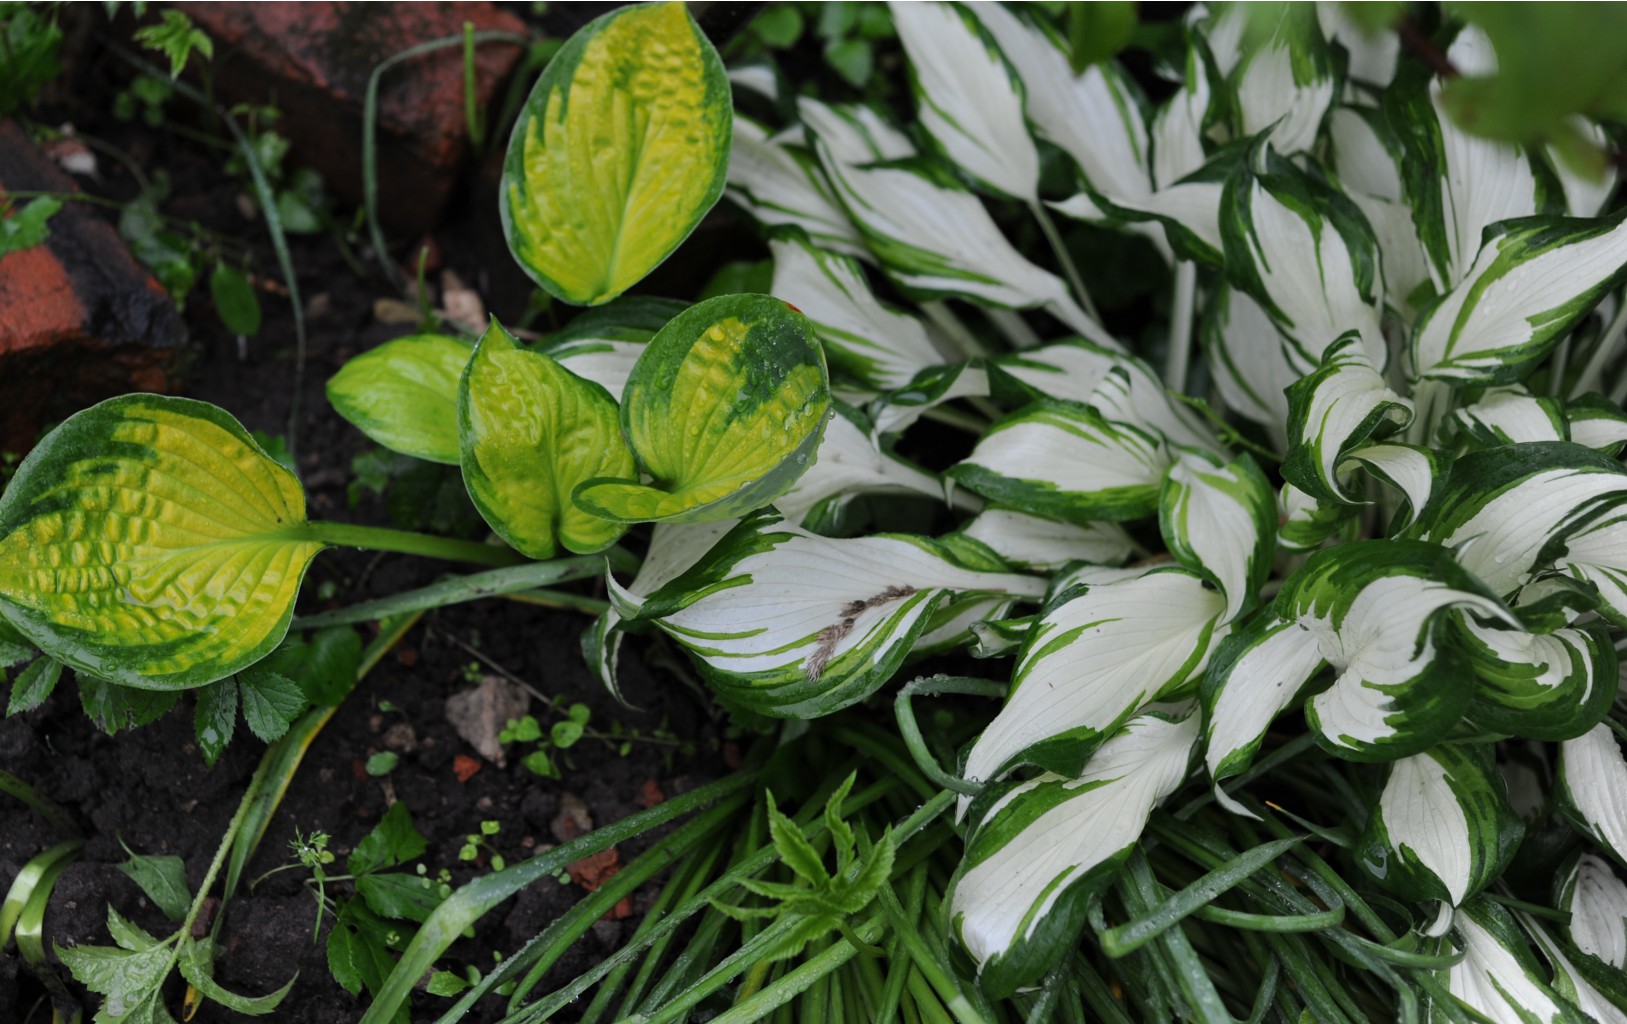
973 3 1151 205
1283 540 1513 761
1459 615 1616 741
801 99 1111 343
1316 4 1398 86
1221 148 1386 373
1099 154 1231 267
963 567 1224 787
1150 37 1211 190
458 320 634 558
774 403 944 527
950 402 1169 523
950 710 1199 998
0 396 323 690
871 361 991 436
1200 615 1326 811
635 512 1045 718
502 2 730 306
1414 442 1627 597
1284 333 1413 505
1555 853 1627 970
1160 449 1275 623
1329 107 1431 312
574 294 831 525
1567 394 1627 456
1560 853 1627 969
1343 443 1446 532
545 337 648 401
1522 915 1627 1024
326 333 470 464
1230 5 1336 156
1356 743 1523 905
768 233 945 390
1201 285 1298 440
728 65 776 101
1558 724 1627 866
992 341 1219 454
890 0 1037 202
1554 504 1627 628
1552 120 1619 219
1277 481 1358 553
1390 26 1550 293
1451 386 1567 448
727 118 868 261
1431 899 1590 1024
591 518 739 705
958 509 1134 573
1411 214 1627 384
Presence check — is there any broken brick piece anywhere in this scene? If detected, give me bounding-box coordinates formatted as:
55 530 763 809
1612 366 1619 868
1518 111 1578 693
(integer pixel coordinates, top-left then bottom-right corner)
173 2 528 237
0 120 185 455
452 754 481 782
567 848 621 892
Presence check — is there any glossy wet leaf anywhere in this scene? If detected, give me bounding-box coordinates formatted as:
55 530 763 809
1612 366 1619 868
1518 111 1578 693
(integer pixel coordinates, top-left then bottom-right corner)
6 655 61 715
458 320 633 557
326 334 471 464
238 668 307 743
0 395 323 690
574 294 831 525
501 2 731 305
116 843 192 922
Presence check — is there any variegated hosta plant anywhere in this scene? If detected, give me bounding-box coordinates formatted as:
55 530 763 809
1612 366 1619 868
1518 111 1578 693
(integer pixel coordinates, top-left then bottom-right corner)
10 2 1627 1020
719 1 1627 1015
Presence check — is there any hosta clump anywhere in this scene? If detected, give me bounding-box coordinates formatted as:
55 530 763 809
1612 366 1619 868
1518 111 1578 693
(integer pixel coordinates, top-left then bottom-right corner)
717 1 1627 1013
11 2 1627 1021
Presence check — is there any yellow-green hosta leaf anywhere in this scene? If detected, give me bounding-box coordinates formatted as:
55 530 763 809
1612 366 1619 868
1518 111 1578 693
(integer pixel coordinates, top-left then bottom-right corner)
0 395 322 690
326 333 471 464
458 320 634 559
575 294 831 525
501 2 731 305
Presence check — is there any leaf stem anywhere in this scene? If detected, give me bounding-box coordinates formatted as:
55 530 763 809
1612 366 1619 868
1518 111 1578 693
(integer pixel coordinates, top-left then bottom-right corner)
301 521 529 567
290 557 605 629
1030 201 1100 323
1165 260 1197 393
894 675 1006 797
1571 289 1627 399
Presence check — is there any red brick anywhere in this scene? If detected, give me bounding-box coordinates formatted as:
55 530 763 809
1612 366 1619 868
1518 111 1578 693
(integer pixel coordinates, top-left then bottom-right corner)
0 121 184 454
173 2 528 238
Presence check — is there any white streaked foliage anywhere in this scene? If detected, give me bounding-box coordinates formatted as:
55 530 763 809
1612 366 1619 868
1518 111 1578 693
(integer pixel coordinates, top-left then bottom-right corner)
1559 725 1627 865
1560 853 1627 968
800 98 1111 341
957 509 1135 573
1437 900 1585 1024
768 233 945 390
950 710 1199 997
890 0 1038 201
727 118 868 261
633 513 1046 718
773 404 946 526
962 566 1226 788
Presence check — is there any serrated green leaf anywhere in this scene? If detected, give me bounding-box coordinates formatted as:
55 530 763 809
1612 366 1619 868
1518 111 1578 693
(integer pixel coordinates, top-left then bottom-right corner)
1356 743 1523 904
0 196 61 256
357 872 445 924
327 899 405 1013
766 790 829 886
237 669 306 743
78 676 180 736
326 334 471 464
178 936 295 1015
0 395 323 690
105 905 161 952
7 654 61 714
574 294 831 525
193 678 236 766
116 842 191 922
502 1 731 305
56 940 176 1024
349 800 427 877
458 319 633 557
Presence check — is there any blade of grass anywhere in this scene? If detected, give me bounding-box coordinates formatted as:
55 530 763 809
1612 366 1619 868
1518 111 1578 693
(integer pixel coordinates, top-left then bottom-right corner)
1 841 83 950
290 558 609 630
359 770 759 1024
0 770 78 835
1098 836 1304 956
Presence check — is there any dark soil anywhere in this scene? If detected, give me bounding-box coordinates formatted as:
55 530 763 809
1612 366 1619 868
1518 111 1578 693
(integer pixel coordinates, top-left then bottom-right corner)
0 15 734 1022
